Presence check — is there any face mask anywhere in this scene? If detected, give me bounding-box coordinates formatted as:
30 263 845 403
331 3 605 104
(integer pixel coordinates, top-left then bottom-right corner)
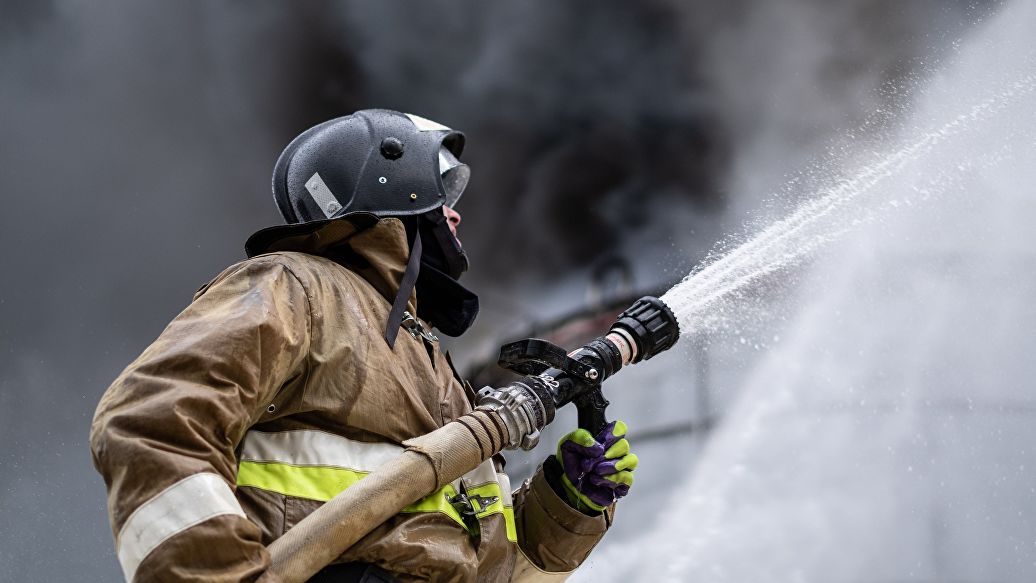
419 209 469 280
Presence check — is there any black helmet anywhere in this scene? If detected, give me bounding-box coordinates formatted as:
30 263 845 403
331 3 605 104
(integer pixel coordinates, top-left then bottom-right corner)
248 109 478 348
272 109 469 222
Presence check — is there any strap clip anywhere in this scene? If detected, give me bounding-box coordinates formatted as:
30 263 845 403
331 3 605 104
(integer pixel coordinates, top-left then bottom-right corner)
401 311 439 343
447 482 482 550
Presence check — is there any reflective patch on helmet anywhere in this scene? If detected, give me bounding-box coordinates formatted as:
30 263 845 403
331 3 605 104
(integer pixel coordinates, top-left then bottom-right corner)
305 172 343 218
404 112 451 132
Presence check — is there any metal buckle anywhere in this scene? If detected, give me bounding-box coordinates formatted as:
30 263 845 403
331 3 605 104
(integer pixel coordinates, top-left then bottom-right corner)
447 483 481 550
401 311 439 343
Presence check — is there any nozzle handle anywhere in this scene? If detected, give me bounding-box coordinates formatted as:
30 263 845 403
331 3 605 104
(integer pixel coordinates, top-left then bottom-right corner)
574 387 610 436
497 338 597 379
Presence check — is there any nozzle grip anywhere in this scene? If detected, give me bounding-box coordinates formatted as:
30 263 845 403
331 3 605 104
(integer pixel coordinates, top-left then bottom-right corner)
498 338 596 379
574 387 610 436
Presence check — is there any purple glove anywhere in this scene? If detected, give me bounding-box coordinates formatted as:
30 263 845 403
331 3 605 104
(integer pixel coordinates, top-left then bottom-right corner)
556 420 638 512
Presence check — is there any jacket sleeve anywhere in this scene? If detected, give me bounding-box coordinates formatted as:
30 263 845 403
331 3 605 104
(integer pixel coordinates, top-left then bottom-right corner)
90 256 311 582
511 455 612 580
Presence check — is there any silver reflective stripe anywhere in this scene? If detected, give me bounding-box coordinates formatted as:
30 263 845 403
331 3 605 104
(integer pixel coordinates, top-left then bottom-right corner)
496 471 514 507
460 458 498 488
404 112 451 132
240 429 402 471
451 460 514 518
116 473 244 582
304 172 342 218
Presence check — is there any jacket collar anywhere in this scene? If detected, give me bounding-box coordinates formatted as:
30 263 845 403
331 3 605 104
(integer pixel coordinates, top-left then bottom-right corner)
245 214 417 315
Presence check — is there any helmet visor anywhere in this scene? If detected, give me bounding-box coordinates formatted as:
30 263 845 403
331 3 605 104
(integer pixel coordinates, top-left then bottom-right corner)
438 146 470 208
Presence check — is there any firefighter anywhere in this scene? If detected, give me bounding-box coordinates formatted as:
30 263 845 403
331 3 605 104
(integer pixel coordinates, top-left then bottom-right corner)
90 109 638 583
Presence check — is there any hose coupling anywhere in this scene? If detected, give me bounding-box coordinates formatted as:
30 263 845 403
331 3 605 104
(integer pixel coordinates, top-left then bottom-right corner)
475 377 556 450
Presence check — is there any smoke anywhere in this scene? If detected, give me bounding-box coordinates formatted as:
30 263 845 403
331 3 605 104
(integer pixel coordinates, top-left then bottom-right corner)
0 1 995 579
325 0 727 283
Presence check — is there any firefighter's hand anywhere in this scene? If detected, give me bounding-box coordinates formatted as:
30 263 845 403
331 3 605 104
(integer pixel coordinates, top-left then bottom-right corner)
554 420 638 513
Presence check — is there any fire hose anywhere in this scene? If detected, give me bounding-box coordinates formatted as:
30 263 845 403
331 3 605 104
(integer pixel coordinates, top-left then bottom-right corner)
262 296 681 582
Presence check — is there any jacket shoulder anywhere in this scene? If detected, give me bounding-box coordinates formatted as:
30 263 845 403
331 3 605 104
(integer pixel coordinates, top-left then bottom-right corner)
193 252 344 301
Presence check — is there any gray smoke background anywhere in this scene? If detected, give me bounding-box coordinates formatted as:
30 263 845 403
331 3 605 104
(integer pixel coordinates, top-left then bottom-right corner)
0 1 997 580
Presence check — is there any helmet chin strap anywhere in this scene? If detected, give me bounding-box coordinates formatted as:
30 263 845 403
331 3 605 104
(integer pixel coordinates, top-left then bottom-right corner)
384 227 423 348
384 210 474 347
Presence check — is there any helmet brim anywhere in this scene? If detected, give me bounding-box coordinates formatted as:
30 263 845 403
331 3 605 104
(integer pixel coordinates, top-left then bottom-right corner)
245 212 380 258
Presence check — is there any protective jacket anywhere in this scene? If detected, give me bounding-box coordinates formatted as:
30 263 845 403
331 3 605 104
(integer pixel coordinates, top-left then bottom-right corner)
90 217 610 583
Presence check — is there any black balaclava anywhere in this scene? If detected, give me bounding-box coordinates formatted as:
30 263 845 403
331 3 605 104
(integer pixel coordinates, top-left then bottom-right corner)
393 210 479 340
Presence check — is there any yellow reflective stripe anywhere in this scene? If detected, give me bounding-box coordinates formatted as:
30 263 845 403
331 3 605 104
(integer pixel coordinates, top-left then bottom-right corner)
398 485 465 529
236 461 467 529
468 482 517 542
237 461 365 502
502 507 517 543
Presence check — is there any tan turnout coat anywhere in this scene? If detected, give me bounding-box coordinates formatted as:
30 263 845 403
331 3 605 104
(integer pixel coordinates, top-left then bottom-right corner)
90 218 610 583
